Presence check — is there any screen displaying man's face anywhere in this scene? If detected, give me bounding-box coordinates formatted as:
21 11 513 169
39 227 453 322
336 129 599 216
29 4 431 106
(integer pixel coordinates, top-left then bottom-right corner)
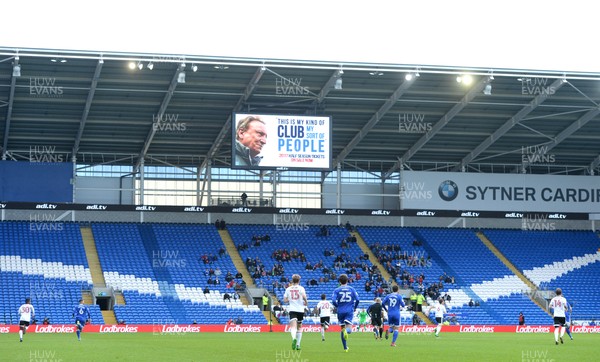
238 120 267 157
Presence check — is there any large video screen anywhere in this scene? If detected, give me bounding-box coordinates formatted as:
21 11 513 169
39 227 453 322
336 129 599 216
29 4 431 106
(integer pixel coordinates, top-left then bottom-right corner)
231 113 332 170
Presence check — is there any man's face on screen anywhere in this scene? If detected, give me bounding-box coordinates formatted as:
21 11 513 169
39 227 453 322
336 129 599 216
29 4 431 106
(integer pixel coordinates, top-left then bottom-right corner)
238 121 267 157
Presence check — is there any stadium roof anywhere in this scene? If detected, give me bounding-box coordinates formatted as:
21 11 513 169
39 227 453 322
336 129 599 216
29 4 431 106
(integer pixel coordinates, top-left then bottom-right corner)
1 47 599 177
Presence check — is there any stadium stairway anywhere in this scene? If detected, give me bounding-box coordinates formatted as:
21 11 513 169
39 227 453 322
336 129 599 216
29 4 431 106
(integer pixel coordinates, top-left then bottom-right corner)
115 291 126 305
81 226 106 287
352 230 395 286
102 310 117 325
82 290 94 304
354 230 433 325
218 229 256 289
82 225 120 324
217 227 270 314
476 231 550 316
410 228 506 324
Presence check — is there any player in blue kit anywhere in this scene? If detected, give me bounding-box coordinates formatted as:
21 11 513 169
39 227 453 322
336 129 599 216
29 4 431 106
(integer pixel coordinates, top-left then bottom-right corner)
72 299 91 341
565 300 574 340
332 274 359 352
382 285 406 347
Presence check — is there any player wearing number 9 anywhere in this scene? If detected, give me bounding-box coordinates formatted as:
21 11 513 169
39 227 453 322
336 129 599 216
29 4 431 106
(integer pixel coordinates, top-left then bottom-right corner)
332 274 360 352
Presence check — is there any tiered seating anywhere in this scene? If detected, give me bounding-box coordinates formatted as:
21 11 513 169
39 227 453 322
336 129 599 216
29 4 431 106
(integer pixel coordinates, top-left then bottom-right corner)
418 228 543 324
484 294 550 325
484 230 600 271
545 261 600 319
92 223 265 324
440 304 497 325
419 228 514 286
228 224 389 324
484 229 600 320
152 224 261 323
93 223 156 280
359 226 449 291
0 221 103 324
152 224 239 293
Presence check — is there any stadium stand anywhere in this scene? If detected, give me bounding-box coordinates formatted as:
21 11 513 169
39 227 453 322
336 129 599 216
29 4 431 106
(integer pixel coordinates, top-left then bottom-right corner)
92 223 265 324
3 220 598 327
227 224 404 324
484 229 600 321
0 221 103 324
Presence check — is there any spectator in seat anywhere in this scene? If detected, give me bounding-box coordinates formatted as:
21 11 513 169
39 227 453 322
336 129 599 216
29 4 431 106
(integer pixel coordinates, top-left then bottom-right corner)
469 299 474 307
234 316 243 325
345 221 353 231
219 219 226 230
215 219 220 229
203 286 210 294
412 313 421 325
224 293 231 301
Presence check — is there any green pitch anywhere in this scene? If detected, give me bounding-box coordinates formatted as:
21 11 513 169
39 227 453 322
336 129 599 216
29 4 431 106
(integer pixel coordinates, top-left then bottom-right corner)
0 331 596 362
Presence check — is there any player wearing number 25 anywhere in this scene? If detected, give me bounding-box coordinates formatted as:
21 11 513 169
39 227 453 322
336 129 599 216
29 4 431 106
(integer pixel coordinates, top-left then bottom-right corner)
332 274 360 352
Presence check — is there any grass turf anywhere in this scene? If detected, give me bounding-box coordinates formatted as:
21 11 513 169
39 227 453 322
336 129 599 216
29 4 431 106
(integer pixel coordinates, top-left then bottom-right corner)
0 330 595 362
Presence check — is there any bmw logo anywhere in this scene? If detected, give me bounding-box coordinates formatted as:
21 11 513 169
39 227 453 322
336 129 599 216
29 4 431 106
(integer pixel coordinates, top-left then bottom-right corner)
438 180 458 201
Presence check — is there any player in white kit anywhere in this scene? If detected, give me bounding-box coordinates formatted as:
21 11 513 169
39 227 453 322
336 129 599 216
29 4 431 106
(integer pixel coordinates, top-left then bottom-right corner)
428 297 446 337
549 288 568 345
283 274 308 350
18 298 35 342
316 293 332 341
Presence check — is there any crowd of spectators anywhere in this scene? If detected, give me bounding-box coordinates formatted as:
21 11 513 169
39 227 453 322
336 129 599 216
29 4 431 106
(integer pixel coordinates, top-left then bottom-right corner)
214 219 227 230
